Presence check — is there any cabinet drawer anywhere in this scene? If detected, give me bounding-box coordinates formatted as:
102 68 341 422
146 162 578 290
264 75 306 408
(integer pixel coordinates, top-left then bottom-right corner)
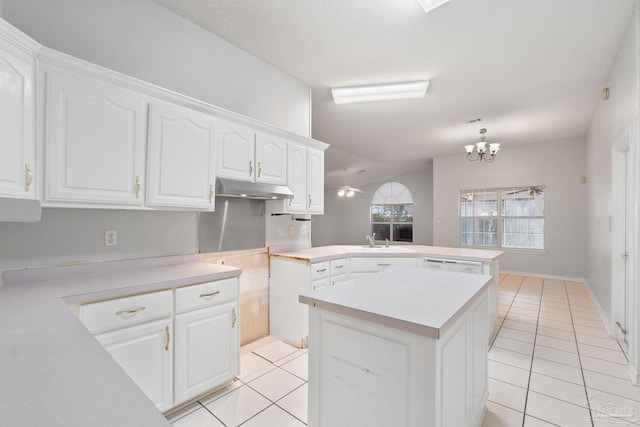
350 257 417 272
80 290 172 334
175 278 238 313
310 261 330 281
330 258 347 276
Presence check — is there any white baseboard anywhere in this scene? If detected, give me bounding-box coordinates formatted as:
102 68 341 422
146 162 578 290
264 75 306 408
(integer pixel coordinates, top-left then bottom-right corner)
583 280 615 337
500 270 586 283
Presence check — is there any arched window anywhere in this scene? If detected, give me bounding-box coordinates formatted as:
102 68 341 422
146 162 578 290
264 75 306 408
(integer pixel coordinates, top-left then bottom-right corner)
371 182 413 243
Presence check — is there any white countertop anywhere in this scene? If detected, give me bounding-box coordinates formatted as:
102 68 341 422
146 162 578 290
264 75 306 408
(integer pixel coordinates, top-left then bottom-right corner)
270 244 504 263
299 267 492 339
0 255 241 426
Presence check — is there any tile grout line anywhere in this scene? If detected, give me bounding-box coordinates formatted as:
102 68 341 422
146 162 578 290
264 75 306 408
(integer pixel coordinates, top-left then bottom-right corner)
564 279 595 427
520 278 543 427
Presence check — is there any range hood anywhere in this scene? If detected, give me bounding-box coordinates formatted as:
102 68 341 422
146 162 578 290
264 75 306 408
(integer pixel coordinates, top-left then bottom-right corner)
0 197 41 222
215 178 294 200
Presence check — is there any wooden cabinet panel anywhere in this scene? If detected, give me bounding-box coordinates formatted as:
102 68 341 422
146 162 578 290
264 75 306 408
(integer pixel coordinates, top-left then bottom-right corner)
174 302 239 404
96 318 173 412
216 121 255 181
44 70 146 205
147 102 216 209
0 36 36 199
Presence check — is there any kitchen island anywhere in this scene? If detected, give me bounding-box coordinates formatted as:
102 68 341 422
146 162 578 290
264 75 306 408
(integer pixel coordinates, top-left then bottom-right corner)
300 267 492 427
270 245 503 348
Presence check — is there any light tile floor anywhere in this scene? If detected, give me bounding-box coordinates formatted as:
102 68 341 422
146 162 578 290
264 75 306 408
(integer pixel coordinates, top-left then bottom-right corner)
169 274 637 427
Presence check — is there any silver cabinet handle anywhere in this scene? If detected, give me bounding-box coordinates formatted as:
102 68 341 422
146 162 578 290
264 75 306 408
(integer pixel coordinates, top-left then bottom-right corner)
335 265 344 269
24 163 33 192
209 184 214 203
115 306 146 316
258 162 262 177
316 268 327 273
249 161 253 176
200 290 221 298
232 307 237 328
308 194 312 208
378 263 391 267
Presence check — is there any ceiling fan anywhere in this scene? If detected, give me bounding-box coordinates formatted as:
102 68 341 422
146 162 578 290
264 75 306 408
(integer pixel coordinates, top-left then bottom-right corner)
332 169 364 198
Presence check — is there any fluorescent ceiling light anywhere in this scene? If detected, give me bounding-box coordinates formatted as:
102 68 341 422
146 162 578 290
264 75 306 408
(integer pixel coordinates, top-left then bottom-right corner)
416 0 451 13
331 80 429 104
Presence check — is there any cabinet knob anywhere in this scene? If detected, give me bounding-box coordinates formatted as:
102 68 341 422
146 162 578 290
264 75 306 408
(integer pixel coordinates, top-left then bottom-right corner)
135 176 141 199
24 163 33 192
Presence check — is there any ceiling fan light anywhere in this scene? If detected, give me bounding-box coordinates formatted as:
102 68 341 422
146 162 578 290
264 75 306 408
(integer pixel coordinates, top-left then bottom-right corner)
346 190 355 197
416 0 451 13
337 189 346 197
331 80 429 104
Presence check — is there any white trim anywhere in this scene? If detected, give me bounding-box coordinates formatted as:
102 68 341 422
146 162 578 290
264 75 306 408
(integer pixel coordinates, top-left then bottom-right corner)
499 270 585 283
0 18 42 56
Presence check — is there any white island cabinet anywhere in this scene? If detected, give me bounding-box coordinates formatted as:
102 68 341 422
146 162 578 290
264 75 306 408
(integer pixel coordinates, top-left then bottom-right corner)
300 268 491 427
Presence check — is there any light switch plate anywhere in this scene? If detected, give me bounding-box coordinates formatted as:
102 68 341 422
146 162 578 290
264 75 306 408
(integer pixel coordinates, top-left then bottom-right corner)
104 230 117 247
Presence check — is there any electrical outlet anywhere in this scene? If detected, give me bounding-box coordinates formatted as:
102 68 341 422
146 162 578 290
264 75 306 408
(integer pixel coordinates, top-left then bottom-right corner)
299 224 307 236
278 226 284 237
104 230 117 247
289 225 295 236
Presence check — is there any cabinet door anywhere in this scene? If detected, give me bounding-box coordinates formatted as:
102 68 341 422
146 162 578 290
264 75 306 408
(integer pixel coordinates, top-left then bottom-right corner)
147 102 216 209
96 318 173 412
216 121 255 181
0 38 35 199
44 70 146 205
255 134 286 185
174 302 239 404
306 148 324 214
286 142 308 213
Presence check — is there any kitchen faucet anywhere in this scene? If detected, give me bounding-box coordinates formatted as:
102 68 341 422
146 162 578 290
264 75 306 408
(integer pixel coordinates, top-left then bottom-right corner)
365 233 376 247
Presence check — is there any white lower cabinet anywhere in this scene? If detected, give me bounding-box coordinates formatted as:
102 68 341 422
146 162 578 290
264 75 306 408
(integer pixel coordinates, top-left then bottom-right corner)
307 290 488 427
79 278 239 412
174 278 239 405
96 318 174 412
270 257 349 347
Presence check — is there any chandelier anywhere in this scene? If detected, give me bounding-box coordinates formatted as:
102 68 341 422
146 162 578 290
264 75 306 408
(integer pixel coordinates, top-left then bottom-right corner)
465 128 500 162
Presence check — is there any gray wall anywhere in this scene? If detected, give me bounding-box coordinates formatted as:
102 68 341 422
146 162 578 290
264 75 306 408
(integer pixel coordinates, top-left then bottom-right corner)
2 0 310 137
312 168 434 247
585 10 637 320
433 138 587 278
0 0 311 271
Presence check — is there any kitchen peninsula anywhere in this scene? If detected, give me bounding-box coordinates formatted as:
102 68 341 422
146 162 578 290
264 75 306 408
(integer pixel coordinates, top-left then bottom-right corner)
269 245 503 347
300 267 492 427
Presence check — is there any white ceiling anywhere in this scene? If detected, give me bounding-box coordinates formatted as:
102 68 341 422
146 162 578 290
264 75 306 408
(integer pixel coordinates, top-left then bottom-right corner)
153 0 635 190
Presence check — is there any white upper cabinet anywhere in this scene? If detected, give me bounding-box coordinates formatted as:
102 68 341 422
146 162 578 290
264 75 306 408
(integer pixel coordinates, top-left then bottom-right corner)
0 21 39 199
268 143 324 214
217 123 287 185
43 68 147 206
254 134 286 185
147 102 216 210
306 147 324 214
286 142 308 213
216 121 255 181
